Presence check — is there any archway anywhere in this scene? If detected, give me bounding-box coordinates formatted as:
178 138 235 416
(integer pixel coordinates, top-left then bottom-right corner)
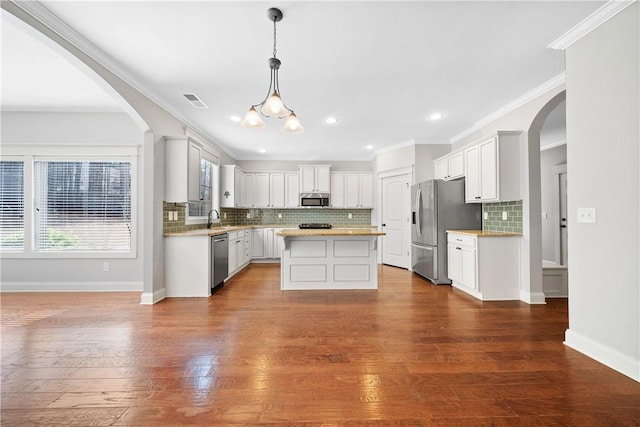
521 90 567 303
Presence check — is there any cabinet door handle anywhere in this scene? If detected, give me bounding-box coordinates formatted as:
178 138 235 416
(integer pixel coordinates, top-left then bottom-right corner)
456 247 461 250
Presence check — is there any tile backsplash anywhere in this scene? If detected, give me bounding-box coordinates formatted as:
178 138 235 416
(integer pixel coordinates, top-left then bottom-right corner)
163 202 372 233
482 200 523 233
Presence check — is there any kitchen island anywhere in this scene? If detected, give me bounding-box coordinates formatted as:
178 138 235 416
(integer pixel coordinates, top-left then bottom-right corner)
277 229 385 290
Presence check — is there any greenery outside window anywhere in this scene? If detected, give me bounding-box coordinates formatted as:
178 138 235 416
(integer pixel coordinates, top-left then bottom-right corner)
34 160 132 252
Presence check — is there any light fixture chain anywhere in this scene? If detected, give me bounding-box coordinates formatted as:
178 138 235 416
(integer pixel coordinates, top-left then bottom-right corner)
272 18 277 58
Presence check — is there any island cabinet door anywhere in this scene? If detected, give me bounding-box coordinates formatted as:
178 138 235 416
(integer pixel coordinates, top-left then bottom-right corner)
251 229 265 258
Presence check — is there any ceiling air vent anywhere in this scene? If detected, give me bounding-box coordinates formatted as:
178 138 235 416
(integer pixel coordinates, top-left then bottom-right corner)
183 93 208 109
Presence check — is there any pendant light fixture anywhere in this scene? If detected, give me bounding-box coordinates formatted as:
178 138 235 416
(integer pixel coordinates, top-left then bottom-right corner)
241 7 303 134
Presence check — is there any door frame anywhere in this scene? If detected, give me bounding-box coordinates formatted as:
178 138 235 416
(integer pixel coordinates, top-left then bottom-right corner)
553 164 568 265
376 166 414 266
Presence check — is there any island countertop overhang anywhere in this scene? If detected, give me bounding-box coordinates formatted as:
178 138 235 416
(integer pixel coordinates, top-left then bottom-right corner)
277 229 385 237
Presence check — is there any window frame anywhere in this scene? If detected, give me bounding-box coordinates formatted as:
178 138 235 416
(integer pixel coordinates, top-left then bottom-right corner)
0 144 138 259
185 150 220 226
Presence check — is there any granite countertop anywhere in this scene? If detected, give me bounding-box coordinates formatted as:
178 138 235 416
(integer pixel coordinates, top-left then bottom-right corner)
277 229 385 237
446 229 523 237
165 224 379 237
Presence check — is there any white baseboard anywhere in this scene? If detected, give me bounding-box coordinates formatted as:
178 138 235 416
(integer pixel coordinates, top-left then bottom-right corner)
140 287 166 305
0 281 143 292
519 290 547 304
565 329 640 382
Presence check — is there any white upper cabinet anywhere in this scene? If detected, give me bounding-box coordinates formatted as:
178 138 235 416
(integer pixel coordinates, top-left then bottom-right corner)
165 136 208 203
269 172 285 208
243 173 256 208
434 150 464 181
464 132 521 203
285 172 300 208
220 165 244 208
255 172 270 207
330 173 345 207
331 172 373 208
300 165 331 192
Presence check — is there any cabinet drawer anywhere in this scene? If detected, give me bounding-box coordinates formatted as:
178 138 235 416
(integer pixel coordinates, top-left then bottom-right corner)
447 233 476 248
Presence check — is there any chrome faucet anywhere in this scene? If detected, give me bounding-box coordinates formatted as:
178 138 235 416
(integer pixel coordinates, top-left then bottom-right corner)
207 209 220 228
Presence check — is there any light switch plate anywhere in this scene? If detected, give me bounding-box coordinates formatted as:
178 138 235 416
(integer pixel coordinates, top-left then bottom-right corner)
483 212 488 220
541 212 548 219
577 207 596 223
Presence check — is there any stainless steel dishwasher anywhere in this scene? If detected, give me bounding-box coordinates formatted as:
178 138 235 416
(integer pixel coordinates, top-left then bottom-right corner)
211 233 228 291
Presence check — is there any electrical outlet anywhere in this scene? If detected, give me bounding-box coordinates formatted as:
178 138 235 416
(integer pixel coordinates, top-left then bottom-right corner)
246 212 251 219
103 262 110 272
223 212 227 219
348 213 353 219
278 213 282 219
483 212 488 220
502 211 508 220
541 212 548 219
577 207 596 223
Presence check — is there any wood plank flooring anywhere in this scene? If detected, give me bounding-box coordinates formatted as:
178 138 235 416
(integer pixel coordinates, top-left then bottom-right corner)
2 264 639 426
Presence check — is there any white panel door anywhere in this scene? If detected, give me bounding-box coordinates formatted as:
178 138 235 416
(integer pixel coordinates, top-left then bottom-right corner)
434 158 448 180
359 173 374 208
270 173 285 208
465 145 480 202
285 172 300 208
330 173 345 207
344 173 360 207
255 173 270 207
300 166 315 192
251 229 264 258
381 173 411 269
448 151 464 179
315 166 331 192
479 138 498 201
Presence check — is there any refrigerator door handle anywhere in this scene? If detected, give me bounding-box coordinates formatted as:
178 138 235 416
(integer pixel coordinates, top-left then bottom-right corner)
416 188 422 237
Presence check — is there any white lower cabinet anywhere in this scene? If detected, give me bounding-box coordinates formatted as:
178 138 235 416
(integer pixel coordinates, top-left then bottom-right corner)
447 232 520 301
263 228 284 259
228 230 249 277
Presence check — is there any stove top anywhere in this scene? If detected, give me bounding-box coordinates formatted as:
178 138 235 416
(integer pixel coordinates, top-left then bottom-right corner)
298 223 333 229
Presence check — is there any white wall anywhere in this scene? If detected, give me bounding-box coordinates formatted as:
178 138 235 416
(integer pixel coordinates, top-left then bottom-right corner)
414 144 450 183
0 112 145 290
540 144 566 263
375 144 415 174
564 3 639 381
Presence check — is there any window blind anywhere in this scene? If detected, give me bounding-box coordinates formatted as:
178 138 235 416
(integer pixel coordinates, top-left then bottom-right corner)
0 161 25 250
33 161 132 252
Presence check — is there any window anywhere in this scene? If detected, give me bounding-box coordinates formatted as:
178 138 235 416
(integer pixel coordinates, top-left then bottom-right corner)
186 156 219 224
0 161 25 250
33 161 132 252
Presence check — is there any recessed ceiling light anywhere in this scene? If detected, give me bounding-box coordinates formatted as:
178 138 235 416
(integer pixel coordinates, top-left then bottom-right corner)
429 112 444 121
230 115 242 122
325 116 338 125
258 149 267 154
365 145 374 150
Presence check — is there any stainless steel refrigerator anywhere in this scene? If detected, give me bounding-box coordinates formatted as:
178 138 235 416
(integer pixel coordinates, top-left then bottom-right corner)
411 179 481 284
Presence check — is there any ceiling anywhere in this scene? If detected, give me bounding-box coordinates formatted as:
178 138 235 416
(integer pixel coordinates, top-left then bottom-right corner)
2 1 603 160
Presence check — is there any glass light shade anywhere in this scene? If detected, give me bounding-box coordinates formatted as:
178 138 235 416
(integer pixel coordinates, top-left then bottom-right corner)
240 107 265 129
261 92 287 117
283 112 304 134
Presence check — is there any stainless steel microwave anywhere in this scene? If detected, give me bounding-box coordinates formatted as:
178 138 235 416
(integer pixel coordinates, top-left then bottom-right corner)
300 193 330 207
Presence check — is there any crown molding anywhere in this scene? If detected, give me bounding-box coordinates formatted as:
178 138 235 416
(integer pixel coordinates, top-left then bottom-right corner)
450 73 566 144
548 1 637 50
5 0 238 160
373 139 416 156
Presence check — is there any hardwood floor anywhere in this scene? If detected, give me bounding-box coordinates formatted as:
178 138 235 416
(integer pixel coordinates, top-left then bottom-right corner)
1 264 639 426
